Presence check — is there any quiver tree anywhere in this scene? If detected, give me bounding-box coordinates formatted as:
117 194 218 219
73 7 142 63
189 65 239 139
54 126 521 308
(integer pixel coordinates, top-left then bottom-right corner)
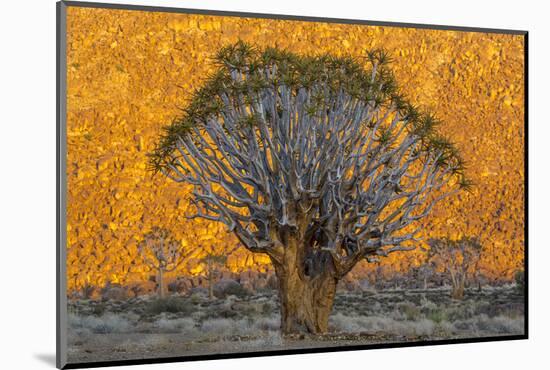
138 227 190 298
427 237 482 299
198 254 228 299
412 264 434 290
186 223 237 299
150 42 470 334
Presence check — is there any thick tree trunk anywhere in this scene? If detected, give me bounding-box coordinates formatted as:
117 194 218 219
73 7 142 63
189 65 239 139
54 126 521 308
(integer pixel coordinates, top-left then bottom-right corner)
271 243 338 334
276 268 337 334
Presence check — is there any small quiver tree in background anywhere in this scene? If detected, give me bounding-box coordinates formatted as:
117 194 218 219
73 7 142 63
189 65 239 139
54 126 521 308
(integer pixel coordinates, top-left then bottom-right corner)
186 223 237 300
427 237 482 300
198 254 228 299
413 263 435 290
150 41 470 334
138 227 190 298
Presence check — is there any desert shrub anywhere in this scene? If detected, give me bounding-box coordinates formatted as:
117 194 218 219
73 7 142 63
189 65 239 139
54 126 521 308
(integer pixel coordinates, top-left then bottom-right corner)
91 302 107 316
454 314 524 335
68 313 132 334
198 299 238 321
411 319 436 336
252 316 280 332
483 315 524 334
426 308 448 324
217 307 241 319
100 284 129 301
453 318 477 332
475 300 522 318
438 320 457 336
213 279 250 299
154 316 198 334
445 304 476 321
329 313 435 337
200 318 252 337
481 314 522 333
472 300 492 316
419 297 438 312
397 302 421 321
189 291 206 304
329 313 364 332
368 300 383 314
261 302 273 315
146 297 195 315
200 318 232 334
514 270 525 293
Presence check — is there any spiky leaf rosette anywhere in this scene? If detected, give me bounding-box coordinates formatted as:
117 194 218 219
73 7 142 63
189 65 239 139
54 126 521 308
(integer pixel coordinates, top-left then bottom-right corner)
149 41 468 276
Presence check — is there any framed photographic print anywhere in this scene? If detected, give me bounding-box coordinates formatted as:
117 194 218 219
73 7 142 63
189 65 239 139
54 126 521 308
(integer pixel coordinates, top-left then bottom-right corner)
56 1 528 368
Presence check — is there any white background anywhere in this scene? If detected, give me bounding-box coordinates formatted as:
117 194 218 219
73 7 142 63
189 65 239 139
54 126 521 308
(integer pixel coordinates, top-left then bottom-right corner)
0 0 546 368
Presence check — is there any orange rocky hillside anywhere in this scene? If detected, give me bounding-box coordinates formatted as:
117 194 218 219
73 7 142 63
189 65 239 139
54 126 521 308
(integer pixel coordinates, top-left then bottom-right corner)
65 7 525 292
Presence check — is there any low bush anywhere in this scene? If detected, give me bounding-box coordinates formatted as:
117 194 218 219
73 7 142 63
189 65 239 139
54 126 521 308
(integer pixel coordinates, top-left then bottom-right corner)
154 316 198 334
213 279 250 299
426 308 448 324
329 313 436 337
146 297 195 316
514 270 525 293
68 313 132 334
397 302 421 321
200 318 253 337
252 316 280 332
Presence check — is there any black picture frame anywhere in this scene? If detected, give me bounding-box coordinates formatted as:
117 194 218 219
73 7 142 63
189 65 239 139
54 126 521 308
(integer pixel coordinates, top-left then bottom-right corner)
56 1 528 368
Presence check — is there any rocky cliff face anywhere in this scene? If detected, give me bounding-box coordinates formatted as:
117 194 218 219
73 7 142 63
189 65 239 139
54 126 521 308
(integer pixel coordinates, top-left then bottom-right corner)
65 8 525 292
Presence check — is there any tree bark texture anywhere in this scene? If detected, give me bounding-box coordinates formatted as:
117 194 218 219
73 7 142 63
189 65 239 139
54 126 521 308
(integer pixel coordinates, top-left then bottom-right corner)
271 237 338 334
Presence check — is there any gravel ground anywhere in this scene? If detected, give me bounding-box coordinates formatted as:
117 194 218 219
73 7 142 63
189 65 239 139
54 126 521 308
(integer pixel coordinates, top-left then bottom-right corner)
66 285 525 364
